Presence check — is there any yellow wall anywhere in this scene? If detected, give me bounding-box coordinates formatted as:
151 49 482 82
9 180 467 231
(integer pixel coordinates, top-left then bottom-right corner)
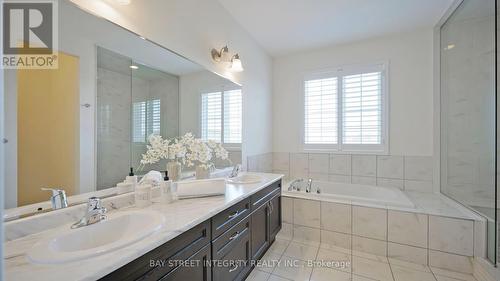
17 52 79 206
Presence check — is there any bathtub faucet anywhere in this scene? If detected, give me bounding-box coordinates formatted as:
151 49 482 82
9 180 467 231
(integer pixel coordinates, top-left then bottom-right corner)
289 179 304 191
306 178 313 193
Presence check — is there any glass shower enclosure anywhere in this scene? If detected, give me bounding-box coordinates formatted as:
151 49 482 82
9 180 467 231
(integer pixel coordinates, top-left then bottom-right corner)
440 0 498 264
96 47 180 190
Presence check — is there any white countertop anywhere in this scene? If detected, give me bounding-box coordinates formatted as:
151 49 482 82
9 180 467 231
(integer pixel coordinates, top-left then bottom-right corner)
4 172 283 281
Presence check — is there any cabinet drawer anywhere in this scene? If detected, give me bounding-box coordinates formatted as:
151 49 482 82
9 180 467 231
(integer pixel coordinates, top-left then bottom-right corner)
100 220 210 281
212 228 251 281
158 244 211 281
251 180 281 211
212 198 251 239
212 215 250 260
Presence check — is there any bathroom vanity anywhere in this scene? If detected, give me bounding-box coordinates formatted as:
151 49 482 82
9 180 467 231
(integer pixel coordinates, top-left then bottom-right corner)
4 174 283 281
100 179 281 281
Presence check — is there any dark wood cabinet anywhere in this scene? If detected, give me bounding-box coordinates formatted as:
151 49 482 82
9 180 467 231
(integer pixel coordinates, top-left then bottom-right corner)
250 202 270 261
268 193 281 242
159 244 211 281
212 226 251 281
102 179 282 281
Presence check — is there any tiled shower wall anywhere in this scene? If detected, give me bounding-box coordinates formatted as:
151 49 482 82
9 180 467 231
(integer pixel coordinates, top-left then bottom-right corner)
247 152 434 193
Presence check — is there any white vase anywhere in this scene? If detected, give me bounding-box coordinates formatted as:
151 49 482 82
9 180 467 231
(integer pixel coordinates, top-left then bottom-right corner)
195 165 210 179
166 161 182 181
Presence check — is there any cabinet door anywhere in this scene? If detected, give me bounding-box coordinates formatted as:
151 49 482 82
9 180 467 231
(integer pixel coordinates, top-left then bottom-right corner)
159 244 211 281
269 194 282 241
251 202 270 260
212 229 251 281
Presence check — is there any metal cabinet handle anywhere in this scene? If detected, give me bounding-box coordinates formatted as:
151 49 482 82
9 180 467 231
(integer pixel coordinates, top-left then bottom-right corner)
228 264 239 273
228 211 240 219
229 231 240 241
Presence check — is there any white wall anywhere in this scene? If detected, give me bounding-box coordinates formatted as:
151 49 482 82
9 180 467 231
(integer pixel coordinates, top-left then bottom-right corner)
273 29 434 156
70 0 274 167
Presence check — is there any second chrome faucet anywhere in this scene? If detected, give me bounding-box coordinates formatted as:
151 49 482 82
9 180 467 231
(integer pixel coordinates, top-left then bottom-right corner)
71 197 107 229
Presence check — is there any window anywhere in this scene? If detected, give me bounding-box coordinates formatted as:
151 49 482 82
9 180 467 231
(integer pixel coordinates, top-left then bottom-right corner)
201 89 242 146
303 64 387 152
201 92 222 142
132 99 161 143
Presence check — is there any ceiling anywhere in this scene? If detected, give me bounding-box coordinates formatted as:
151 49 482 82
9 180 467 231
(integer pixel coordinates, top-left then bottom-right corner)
218 0 454 56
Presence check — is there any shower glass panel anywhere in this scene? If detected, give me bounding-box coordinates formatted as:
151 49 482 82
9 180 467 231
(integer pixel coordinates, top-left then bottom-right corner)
96 47 133 190
96 47 180 190
440 0 497 263
130 61 180 172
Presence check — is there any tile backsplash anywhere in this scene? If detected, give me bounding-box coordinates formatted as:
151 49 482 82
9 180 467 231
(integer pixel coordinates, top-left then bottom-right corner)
247 152 434 193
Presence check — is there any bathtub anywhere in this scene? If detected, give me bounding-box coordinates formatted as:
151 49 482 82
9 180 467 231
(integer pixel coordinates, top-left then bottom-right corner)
283 180 415 209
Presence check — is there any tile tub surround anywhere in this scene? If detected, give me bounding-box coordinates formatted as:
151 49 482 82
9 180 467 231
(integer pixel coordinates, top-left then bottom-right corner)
247 152 273 173
272 152 434 193
280 196 482 274
3 173 283 281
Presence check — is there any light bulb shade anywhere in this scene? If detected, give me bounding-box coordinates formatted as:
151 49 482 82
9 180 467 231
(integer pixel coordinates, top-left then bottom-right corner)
230 55 243 72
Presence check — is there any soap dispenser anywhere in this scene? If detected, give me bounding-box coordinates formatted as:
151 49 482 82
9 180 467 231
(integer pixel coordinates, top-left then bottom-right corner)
160 171 173 203
125 167 138 185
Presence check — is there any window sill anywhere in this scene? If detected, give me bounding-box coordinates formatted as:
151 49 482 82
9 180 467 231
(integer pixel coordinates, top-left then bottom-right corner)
302 146 388 155
224 146 241 152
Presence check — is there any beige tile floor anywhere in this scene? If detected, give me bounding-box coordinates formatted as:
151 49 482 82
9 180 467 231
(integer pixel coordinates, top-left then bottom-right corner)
245 234 478 281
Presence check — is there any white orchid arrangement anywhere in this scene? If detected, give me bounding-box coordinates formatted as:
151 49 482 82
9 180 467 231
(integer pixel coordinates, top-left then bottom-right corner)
138 133 229 170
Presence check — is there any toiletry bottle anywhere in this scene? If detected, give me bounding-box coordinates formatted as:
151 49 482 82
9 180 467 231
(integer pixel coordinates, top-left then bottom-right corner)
161 171 173 203
135 184 151 207
125 167 138 190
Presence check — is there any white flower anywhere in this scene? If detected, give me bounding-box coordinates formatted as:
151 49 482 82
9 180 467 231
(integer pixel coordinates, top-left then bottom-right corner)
138 132 230 170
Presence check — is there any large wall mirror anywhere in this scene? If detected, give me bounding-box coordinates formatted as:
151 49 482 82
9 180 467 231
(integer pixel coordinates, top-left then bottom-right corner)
3 1 242 218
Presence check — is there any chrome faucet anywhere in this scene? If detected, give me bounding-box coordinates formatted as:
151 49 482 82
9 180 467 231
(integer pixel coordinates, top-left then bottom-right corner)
229 164 241 178
41 188 68 210
305 178 313 193
71 197 107 229
288 179 304 191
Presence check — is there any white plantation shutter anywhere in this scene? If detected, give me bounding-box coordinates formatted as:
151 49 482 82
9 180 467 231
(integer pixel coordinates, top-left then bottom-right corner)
132 101 146 142
133 99 161 143
303 64 387 152
201 92 222 142
147 99 161 136
304 77 338 145
223 89 242 143
342 72 382 145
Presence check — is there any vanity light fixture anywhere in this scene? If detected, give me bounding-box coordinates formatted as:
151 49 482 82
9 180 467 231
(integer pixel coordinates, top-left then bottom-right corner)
230 54 244 72
211 45 230 62
211 45 244 72
129 65 139 69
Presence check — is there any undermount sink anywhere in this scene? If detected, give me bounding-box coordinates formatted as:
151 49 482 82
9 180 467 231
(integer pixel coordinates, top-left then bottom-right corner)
226 174 263 184
27 210 165 264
